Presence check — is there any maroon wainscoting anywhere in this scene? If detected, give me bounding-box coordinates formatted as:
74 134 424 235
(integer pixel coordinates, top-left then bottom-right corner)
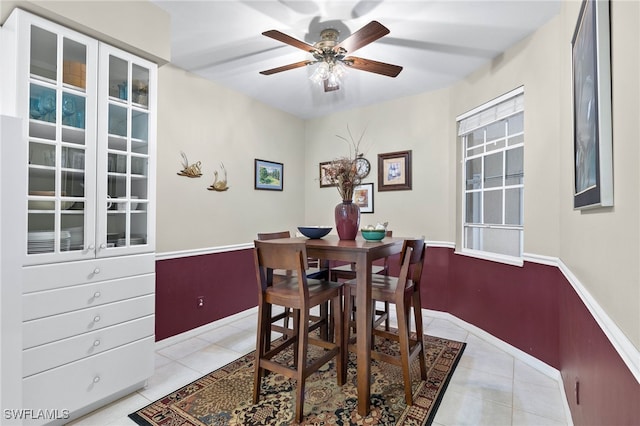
447 252 561 367
155 245 640 424
155 249 257 341
558 282 640 425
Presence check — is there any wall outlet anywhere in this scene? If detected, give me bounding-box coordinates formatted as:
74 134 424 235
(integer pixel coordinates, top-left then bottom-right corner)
197 296 205 308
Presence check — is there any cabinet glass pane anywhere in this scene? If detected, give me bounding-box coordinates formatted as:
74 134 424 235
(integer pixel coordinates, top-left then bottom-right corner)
108 175 127 199
61 212 85 251
109 55 128 100
465 192 482 224
29 84 56 123
132 110 148 149
108 153 127 173
29 142 55 167
484 152 503 188
505 188 523 225
62 38 86 89
62 92 86 129
132 65 149 107
465 157 482 190
28 168 55 193
61 169 85 198
506 147 524 185
131 176 148 199
108 104 127 136
30 26 57 80
131 213 147 246
131 156 147 176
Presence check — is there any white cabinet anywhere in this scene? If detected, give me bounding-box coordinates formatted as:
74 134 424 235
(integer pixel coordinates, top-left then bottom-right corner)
1 9 156 424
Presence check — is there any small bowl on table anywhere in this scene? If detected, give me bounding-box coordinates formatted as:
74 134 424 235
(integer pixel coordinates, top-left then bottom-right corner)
298 226 332 239
361 229 387 241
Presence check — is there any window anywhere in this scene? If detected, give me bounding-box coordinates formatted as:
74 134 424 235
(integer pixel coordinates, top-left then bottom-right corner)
457 88 524 259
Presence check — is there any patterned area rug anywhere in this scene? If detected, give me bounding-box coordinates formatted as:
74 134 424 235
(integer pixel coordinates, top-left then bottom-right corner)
129 333 465 426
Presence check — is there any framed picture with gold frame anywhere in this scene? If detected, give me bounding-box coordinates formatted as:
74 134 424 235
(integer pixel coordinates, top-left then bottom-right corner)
378 150 412 191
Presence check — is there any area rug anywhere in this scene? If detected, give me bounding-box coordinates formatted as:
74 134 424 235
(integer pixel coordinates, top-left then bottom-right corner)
129 333 465 426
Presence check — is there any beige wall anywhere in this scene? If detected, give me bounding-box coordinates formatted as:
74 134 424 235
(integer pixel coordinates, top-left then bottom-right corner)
557 1 640 348
304 88 454 241
155 65 306 252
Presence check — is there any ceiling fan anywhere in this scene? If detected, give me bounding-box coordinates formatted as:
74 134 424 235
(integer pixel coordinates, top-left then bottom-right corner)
259 21 403 92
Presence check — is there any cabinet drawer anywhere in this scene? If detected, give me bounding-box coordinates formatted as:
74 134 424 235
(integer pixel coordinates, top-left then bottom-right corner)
23 337 154 425
23 294 154 349
23 315 154 377
22 253 155 293
23 273 154 321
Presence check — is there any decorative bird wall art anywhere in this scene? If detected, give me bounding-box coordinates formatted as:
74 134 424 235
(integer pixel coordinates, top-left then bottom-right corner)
208 162 229 191
177 151 202 178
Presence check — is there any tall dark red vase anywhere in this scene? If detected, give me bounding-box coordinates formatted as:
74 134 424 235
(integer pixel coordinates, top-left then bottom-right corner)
334 200 360 240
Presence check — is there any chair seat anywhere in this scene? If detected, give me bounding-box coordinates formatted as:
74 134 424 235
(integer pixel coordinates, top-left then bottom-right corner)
267 278 342 309
345 275 415 303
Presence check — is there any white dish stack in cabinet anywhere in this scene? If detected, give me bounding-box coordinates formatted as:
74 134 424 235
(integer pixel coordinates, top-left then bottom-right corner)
0 9 156 425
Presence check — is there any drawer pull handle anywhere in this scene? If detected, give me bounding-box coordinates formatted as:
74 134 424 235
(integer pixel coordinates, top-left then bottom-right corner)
93 376 100 384
93 340 100 347
93 268 100 274
100 243 107 250
94 291 101 298
93 315 101 323
88 244 95 250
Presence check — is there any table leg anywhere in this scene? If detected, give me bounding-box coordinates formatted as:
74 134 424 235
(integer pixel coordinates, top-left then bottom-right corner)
355 252 372 416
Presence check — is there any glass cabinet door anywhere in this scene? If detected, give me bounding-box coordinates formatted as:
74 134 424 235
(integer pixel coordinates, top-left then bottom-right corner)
26 23 97 261
98 45 155 256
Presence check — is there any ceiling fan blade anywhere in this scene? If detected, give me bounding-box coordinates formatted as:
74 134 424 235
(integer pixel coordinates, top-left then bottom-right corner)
345 57 403 77
323 80 340 92
262 30 318 53
334 21 390 54
259 60 315 75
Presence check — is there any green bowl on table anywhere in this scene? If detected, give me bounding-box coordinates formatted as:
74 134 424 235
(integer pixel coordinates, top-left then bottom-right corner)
361 229 386 241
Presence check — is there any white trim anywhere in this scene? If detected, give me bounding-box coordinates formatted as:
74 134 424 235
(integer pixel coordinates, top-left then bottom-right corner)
425 240 456 249
155 242 253 261
455 248 524 267
522 252 559 266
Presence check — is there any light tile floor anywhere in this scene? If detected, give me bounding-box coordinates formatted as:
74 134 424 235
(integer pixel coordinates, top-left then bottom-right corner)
70 308 571 426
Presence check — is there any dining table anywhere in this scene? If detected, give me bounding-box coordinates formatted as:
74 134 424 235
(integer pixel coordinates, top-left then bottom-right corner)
294 235 404 416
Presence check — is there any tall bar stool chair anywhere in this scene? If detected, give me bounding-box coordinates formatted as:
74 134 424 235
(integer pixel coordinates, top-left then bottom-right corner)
252 239 345 422
343 238 427 405
331 230 393 331
256 231 329 340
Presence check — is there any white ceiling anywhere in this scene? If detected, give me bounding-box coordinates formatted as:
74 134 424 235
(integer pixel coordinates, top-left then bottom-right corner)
151 0 561 119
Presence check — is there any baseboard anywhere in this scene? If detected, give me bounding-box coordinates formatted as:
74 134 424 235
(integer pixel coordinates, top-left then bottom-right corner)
154 307 258 350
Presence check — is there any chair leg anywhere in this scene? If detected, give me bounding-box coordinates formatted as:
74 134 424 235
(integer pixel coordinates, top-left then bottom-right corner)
396 296 414 405
253 303 270 404
343 285 353 372
383 301 391 330
292 309 300 369
294 307 311 423
412 291 427 380
281 307 290 340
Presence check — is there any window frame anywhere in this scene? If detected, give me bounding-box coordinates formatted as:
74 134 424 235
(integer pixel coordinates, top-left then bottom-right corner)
456 87 525 266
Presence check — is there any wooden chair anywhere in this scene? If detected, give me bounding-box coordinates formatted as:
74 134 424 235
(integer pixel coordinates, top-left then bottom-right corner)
253 239 345 422
343 238 427 405
256 231 329 340
331 230 393 331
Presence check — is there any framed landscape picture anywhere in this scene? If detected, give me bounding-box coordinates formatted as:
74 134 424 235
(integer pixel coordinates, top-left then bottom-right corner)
353 183 374 213
254 159 283 191
571 0 613 209
378 150 412 191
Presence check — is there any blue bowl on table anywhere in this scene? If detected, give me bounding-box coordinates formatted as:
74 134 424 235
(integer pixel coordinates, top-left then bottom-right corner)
361 229 386 241
298 226 332 239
